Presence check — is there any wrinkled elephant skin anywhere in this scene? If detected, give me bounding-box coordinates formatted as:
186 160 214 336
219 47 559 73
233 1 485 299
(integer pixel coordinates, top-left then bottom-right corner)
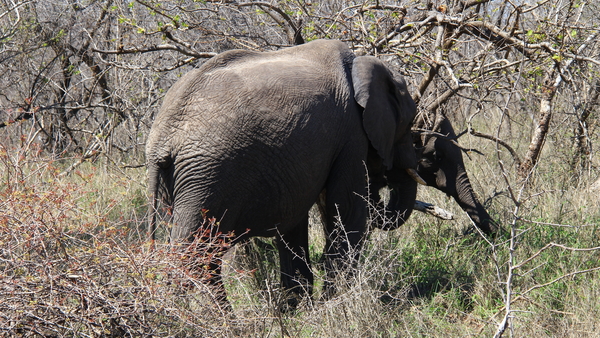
146 39 419 310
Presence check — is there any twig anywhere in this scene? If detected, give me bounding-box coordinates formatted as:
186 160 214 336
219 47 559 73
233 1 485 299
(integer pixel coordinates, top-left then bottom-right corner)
514 243 600 270
517 217 595 228
468 127 522 168
92 45 216 59
522 266 600 296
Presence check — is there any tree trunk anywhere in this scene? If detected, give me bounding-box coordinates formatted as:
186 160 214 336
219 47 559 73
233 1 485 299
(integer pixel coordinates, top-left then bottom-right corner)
518 70 559 180
571 80 600 174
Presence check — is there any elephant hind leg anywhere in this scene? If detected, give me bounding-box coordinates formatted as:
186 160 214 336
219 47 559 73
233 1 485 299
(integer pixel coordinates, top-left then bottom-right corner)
183 228 233 313
203 258 232 313
276 216 313 312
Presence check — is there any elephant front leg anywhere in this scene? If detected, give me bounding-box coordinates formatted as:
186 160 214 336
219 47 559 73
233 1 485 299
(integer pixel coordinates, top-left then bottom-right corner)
203 256 232 313
321 193 366 300
318 156 369 299
276 216 313 312
322 225 362 300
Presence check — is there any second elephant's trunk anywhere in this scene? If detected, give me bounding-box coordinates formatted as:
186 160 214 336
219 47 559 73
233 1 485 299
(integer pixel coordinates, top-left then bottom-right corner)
452 170 498 235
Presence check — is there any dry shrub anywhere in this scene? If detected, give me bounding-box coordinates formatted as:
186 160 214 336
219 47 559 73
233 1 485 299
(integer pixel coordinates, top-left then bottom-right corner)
0 143 239 337
2 135 599 337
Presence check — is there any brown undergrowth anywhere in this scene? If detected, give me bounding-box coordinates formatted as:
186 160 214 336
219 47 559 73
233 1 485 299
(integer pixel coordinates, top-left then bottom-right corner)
0 143 240 337
2 138 600 337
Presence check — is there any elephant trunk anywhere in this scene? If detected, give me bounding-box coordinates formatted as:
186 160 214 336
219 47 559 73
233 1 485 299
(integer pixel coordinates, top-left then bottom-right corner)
453 169 498 235
373 169 418 230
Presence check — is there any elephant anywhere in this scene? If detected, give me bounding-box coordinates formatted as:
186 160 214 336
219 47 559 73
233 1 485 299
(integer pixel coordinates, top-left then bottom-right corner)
146 39 423 309
367 114 498 235
413 116 498 235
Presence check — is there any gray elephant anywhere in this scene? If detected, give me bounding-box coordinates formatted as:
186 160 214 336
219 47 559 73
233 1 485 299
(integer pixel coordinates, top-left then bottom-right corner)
367 115 498 235
415 117 498 234
146 39 423 309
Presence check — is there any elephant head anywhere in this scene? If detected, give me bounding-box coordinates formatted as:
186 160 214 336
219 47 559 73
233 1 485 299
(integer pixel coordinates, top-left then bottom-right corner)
352 56 425 231
413 117 498 235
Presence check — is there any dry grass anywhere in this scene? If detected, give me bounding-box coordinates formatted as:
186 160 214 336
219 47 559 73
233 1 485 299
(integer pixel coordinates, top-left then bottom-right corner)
1 125 599 337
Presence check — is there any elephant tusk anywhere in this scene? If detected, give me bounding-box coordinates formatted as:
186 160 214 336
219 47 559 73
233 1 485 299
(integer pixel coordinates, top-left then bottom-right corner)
406 168 427 185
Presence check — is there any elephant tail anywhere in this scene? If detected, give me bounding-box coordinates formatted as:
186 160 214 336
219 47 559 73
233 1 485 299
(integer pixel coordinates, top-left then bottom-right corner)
147 158 174 243
147 162 160 243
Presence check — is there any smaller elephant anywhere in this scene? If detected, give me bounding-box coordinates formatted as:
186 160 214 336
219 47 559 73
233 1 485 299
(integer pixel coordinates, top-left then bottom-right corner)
366 114 498 235
414 117 498 235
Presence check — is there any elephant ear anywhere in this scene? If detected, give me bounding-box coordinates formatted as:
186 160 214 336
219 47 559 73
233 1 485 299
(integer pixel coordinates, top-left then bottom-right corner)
352 56 417 170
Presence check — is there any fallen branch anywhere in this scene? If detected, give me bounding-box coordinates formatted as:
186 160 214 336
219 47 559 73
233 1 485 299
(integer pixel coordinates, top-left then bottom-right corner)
414 200 454 220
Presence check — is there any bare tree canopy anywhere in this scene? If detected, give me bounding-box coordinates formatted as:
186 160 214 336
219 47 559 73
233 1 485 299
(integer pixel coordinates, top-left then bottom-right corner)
2 0 599 180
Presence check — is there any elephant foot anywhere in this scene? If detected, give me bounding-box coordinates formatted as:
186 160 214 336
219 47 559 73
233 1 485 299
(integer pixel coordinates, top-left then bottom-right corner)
216 291 233 310
278 288 313 314
320 280 337 301
278 295 301 314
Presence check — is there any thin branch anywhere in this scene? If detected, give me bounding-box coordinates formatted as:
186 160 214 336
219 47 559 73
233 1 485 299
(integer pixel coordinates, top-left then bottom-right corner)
517 217 595 228
425 83 472 113
522 266 600 296
454 0 493 12
413 128 485 155
0 111 36 128
236 2 304 45
468 127 522 167
0 0 31 20
515 243 600 270
93 44 216 59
